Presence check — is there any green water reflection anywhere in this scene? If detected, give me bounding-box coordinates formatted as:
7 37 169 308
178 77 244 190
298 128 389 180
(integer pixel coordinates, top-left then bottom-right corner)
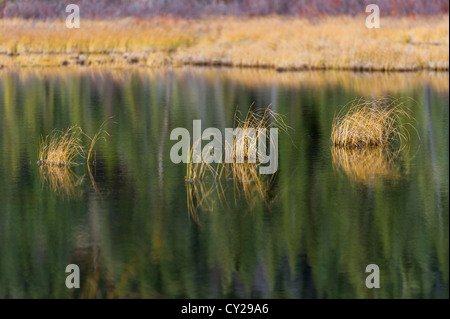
0 68 448 298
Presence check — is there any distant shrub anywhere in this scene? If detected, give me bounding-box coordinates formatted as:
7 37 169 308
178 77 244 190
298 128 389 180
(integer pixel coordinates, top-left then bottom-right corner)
1 0 448 19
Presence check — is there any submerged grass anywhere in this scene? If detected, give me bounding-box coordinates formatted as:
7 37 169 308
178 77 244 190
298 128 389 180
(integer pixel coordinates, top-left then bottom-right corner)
331 146 398 184
186 106 289 219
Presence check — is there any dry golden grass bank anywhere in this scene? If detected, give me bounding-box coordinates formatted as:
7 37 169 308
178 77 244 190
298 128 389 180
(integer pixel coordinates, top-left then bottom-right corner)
1 16 448 70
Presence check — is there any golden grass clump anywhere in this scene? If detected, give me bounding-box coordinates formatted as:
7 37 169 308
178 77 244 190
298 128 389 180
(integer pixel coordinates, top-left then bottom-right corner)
38 122 110 167
330 97 414 184
38 126 84 166
331 98 410 149
38 122 110 197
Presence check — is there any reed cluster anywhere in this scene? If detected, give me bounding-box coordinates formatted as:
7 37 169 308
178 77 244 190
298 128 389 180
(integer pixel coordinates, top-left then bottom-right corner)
38 122 109 197
330 97 414 184
38 122 109 167
331 98 410 149
38 126 84 166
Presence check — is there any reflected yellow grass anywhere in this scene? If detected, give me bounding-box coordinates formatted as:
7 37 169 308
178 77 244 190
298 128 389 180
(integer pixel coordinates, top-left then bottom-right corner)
185 106 285 220
2 67 448 95
186 163 272 221
331 146 398 184
39 165 84 198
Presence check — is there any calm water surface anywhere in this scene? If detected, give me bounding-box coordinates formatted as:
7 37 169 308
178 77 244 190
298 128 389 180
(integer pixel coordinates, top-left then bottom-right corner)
0 68 448 298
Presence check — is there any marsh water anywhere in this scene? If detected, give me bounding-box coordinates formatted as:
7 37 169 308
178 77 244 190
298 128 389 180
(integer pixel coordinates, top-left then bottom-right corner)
0 68 448 298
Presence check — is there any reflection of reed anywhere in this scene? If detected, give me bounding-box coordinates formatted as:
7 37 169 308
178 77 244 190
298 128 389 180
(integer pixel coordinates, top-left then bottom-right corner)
331 146 398 184
8 68 449 96
39 165 83 198
39 161 102 198
186 163 271 221
186 106 286 220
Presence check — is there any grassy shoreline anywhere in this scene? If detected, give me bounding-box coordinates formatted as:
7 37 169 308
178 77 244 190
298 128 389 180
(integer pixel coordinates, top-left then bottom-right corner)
1 16 448 71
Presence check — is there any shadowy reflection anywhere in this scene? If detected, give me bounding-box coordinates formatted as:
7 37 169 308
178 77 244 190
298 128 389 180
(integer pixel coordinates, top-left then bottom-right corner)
39 165 84 198
186 162 277 221
331 146 399 185
0 68 447 298
39 164 102 198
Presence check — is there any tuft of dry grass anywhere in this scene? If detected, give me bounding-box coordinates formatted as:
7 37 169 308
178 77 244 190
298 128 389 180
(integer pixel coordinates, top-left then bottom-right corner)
38 122 110 197
38 121 110 167
85 120 111 164
38 126 85 166
330 98 411 149
330 97 415 184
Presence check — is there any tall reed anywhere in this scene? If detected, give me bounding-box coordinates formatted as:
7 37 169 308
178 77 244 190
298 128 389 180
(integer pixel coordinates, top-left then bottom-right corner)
38 121 110 196
38 121 110 167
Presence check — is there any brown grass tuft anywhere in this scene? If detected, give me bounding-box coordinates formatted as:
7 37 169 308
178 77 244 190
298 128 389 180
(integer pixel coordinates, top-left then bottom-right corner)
331 97 411 149
38 121 110 167
330 97 415 184
38 126 85 167
38 121 110 197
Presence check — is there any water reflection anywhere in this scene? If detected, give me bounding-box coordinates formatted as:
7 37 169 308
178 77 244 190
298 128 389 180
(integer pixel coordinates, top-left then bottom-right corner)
39 165 84 199
0 68 448 298
331 147 399 185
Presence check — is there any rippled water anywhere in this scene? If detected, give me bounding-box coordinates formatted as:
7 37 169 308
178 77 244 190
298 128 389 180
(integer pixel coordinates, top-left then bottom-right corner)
0 68 448 298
